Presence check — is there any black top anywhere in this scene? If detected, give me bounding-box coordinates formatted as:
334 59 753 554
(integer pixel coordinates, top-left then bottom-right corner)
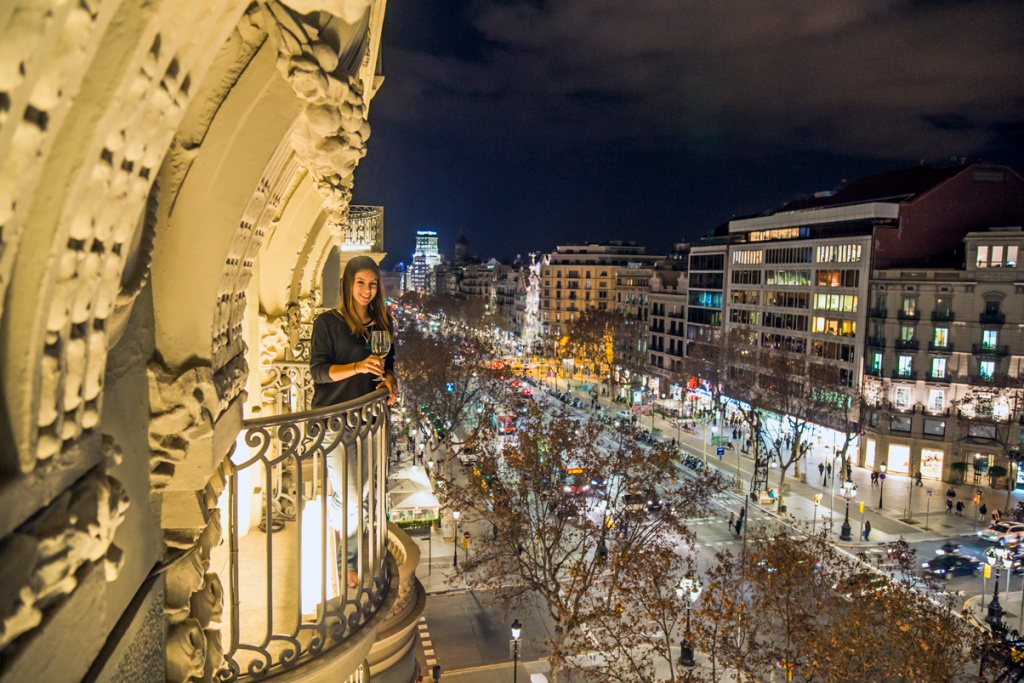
310 311 395 408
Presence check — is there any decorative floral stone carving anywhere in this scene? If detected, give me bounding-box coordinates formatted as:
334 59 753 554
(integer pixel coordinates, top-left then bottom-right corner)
189 573 224 628
148 361 221 490
0 470 129 650
262 0 372 240
166 618 206 683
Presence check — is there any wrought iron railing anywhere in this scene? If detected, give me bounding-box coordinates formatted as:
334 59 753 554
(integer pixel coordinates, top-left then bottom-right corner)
219 388 392 681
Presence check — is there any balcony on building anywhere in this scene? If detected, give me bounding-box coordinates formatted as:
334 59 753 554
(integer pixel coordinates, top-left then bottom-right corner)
972 343 1009 356
895 339 919 351
931 310 954 322
896 309 920 322
866 337 886 348
969 374 998 386
208 379 416 682
891 370 917 381
928 341 954 353
925 371 951 384
864 365 883 378
980 312 1005 325
869 307 888 319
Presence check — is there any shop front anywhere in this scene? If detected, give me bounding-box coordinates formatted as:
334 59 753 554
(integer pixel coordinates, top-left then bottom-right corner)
887 444 912 475
920 448 944 480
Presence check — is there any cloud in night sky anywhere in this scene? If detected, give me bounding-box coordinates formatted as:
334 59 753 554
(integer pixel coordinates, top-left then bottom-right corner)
356 0 1024 264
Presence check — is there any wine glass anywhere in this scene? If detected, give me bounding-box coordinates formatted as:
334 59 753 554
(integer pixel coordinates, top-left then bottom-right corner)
370 330 391 381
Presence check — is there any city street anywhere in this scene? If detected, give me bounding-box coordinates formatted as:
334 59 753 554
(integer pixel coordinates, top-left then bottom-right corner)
402 344 1024 679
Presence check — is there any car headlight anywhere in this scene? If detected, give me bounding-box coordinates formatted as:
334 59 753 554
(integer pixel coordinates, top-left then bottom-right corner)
647 500 653 505
583 485 590 491
563 486 572 493
935 569 945 574
935 550 945 555
922 562 930 568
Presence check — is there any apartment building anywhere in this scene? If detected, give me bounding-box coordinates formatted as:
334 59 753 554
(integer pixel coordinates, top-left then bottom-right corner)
540 242 659 337
862 227 1024 486
685 241 729 353
723 162 1024 484
494 269 521 328
647 244 690 384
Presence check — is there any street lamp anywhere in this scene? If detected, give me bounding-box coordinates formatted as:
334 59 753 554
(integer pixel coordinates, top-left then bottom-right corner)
878 464 887 509
452 510 461 569
987 547 1013 629
510 619 522 683
839 480 857 541
676 575 702 667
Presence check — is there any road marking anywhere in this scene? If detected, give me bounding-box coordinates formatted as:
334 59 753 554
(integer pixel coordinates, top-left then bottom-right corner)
426 659 437 666
424 649 435 656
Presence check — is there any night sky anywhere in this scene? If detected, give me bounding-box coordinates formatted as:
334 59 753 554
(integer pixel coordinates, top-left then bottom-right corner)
353 0 1024 268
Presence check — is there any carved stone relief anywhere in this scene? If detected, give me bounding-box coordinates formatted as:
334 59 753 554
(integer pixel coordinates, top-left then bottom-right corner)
261 0 372 241
0 468 129 651
148 362 221 491
0 0 112 326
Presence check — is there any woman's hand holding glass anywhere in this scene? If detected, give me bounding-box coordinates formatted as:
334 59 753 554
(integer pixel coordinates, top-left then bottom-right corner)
354 356 385 376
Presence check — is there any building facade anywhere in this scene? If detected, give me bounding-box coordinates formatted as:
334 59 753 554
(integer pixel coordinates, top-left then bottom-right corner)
410 230 441 291
540 242 659 338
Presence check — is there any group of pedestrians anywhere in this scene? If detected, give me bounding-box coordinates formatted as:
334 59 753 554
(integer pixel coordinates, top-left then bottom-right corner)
729 507 745 537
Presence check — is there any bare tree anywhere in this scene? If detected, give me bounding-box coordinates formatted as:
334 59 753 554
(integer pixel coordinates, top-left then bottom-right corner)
441 403 720 682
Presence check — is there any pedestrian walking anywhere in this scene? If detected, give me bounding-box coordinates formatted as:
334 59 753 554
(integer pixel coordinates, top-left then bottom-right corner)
994 509 1002 523
846 463 853 480
729 512 735 528
826 463 832 480
863 519 872 541
980 503 988 521
914 471 923 486
818 462 825 483
871 471 878 486
946 498 953 514
735 517 743 536
955 500 964 516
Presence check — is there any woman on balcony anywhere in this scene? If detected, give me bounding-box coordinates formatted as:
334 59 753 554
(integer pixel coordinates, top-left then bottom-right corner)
311 255 399 589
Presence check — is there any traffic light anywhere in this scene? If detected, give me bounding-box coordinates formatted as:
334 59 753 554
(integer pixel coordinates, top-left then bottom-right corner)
814 494 821 506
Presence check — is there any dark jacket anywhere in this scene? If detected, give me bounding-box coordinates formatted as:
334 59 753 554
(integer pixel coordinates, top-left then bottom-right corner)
310 311 395 408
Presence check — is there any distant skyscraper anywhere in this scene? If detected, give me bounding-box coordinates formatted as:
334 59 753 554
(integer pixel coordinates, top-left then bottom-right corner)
410 230 440 291
454 230 470 262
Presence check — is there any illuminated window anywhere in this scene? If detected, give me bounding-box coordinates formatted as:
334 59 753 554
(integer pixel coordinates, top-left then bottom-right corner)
898 356 913 376
732 250 763 264
871 352 882 371
894 386 912 409
933 328 948 346
900 326 914 342
931 357 946 378
928 389 944 412
983 330 998 349
980 360 995 379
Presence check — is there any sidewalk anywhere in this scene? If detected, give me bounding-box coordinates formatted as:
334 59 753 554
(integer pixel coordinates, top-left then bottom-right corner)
538 374 1017 547
428 650 743 682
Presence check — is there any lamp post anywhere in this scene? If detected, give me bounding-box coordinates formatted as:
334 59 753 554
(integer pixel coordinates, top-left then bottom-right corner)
878 465 887 509
839 480 857 541
987 547 1012 627
453 510 460 569
510 619 522 683
676 575 702 668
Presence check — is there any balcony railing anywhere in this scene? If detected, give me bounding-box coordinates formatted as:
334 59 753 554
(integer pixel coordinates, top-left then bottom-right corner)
218 388 392 681
925 372 951 383
894 339 919 351
891 370 917 381
973 343 1009 356
869 308 887 319
931 311 954 322
980 312 1006 325
866 337 886 348
864 366 882 378
928 341 954 353
896 310 920 321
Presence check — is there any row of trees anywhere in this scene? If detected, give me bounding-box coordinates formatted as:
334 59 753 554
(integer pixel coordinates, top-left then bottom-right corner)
440 400 991 682
397 299 1004 681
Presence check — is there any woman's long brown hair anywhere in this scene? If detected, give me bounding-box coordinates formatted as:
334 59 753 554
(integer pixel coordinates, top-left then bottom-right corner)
334 255 395 338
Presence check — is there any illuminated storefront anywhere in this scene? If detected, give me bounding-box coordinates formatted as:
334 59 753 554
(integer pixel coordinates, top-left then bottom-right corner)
887 444 911 475
864 439 876 469
920 448 943 480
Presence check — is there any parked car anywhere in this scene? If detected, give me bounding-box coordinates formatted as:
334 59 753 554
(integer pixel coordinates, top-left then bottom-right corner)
921 553 983 580
621 493 646 513
644 488 663 512
935 540 962 555
980 522 1024 546
458 449 478 466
